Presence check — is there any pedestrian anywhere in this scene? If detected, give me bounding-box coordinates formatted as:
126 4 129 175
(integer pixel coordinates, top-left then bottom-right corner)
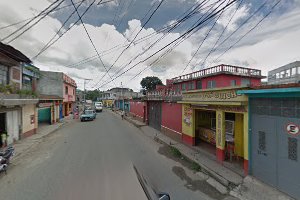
121 110 125 120
1 131 7 148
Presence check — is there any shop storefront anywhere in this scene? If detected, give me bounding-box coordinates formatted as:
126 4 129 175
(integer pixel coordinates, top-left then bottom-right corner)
180 87 249 174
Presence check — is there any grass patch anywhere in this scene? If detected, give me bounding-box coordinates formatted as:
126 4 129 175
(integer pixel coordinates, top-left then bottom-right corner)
191 161 201 172
170 146 182 158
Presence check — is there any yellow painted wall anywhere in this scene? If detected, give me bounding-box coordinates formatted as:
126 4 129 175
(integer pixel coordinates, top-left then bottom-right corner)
234 113 244 157
22 104 36 133
182 104 195 137
243 112 249 160
216 110 225 150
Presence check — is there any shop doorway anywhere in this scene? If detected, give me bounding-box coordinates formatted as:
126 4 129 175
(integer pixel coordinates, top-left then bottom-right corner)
195 109 244 170
0 113 6 147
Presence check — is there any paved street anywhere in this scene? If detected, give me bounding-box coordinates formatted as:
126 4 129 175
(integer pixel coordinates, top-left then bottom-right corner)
0 110 234 200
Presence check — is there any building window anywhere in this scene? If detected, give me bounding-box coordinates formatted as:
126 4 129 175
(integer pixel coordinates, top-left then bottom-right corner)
298 67 300 74
276 73 280 79
280 71 285 78
22 75 32 90
182 83 186 90
241 79 250 86
188 82 194 90
65 86 68 94
292 67 297 76
231 80 237 86
207 80 216 89
286 69 291 77
196 80 202 89
0 65 8 85
73 89 75 95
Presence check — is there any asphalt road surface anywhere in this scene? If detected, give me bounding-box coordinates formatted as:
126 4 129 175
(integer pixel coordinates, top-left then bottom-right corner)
0 110 234 200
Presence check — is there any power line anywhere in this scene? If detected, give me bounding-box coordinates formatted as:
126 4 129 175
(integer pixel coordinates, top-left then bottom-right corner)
96 0 215 87
91 0 166 89
204 0 268 66
129 0 231 82
70 0 116 86
0 0 62 42
32 0 113 60
96 0 237 89
211 0 282 65
197 0 244 69
5 0 66 44
0 0 88 31
64 0 210 71
131 0 232 78
181 0 229 74
98 0 228 88
31 0 87 60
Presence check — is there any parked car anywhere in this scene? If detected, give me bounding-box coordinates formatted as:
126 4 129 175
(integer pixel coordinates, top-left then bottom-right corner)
94 102 103 112
80 110 96 122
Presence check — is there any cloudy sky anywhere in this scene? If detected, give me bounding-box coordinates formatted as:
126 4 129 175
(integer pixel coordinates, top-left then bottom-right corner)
0 0 299 91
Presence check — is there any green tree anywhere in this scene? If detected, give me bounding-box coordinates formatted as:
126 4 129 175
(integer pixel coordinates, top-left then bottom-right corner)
85 90 101 101
140 76 163 94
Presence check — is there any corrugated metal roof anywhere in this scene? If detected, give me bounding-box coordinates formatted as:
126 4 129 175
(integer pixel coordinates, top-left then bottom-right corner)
0 42 31 63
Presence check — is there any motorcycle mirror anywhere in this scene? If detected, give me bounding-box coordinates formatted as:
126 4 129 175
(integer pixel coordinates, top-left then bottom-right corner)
158 193 170 200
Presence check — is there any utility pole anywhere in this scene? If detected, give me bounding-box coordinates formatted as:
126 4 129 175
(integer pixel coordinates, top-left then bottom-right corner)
121 82 124 111
83 78 92 105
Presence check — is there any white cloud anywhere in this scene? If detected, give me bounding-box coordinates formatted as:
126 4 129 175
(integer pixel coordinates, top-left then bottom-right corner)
0 0 300 92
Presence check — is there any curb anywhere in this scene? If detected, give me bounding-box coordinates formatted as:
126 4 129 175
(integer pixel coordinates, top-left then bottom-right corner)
13 122 66 160
154 135 234 189
107 109 239 192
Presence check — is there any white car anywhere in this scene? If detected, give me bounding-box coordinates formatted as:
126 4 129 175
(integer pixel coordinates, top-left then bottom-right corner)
95 102 103 112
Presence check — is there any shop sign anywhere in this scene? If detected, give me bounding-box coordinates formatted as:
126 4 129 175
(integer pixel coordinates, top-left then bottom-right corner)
286 123 300 136
39 102 52 108
183 105 192 127
183 89 247 102
217 113 222 147
192 105 247 112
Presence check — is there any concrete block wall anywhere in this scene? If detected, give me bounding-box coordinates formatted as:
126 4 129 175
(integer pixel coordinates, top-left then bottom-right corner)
37 71 63 98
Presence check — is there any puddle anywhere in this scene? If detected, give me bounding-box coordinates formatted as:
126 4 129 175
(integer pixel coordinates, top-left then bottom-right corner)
172 166 226 200
158 144 227 200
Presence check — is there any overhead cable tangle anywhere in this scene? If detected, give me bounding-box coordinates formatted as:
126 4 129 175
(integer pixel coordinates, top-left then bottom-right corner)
96 0 237 89
70 0 116 86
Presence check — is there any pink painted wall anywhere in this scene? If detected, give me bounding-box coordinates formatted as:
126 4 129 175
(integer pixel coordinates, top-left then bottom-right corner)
130 101 146 120
63 83 76 102
162 102 182 134
175 74 262 90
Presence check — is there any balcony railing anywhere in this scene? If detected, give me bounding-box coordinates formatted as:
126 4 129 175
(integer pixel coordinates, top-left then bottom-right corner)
146 90 182 101
172 64 262 83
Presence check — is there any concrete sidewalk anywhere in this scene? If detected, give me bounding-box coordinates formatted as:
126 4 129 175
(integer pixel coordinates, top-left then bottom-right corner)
110 109 294 200
13 117 74 160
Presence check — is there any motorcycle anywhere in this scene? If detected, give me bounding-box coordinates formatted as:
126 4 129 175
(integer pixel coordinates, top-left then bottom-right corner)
0 146 15 174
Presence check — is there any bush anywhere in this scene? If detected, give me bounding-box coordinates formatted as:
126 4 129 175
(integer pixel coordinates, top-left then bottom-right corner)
170 146 182 158
191 161 201 172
